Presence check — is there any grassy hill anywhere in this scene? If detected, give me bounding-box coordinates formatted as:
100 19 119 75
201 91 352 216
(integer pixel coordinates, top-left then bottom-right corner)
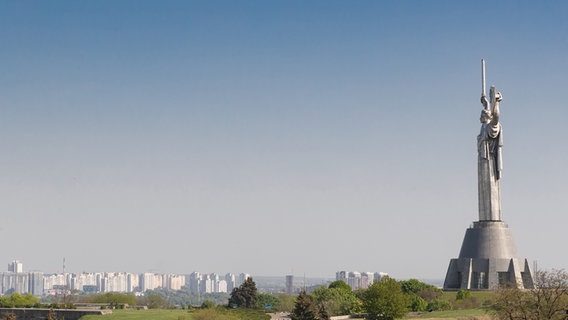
81 308 270 320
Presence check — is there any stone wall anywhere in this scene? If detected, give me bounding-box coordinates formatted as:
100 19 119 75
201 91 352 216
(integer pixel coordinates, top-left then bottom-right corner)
0 308 111 320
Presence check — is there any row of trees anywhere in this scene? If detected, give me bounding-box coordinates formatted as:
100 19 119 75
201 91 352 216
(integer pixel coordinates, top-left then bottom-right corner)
223 276 449 318
0 293 40 308
289 277 447 320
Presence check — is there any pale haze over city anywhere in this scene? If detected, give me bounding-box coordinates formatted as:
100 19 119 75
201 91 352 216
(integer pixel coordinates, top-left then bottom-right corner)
1 1 567 280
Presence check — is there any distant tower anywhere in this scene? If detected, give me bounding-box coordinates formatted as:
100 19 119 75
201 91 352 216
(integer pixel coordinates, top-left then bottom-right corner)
225 273 236 292
374 272 387 282
8 260 23 273
443 60 534 290
285 275 294 294
238 273 250 285
347 272 361 290
28 272 45 296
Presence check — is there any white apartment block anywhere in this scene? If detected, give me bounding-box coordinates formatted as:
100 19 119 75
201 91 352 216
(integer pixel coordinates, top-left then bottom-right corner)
70 272 98 291
187 272 245 295
140 273 156 291
161 274 185 291
347 271 361 291
0 272 28 294
336 270 389 290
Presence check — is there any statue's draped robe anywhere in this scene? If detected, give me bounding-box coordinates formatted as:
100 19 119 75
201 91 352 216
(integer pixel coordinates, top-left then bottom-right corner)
477 122 503 221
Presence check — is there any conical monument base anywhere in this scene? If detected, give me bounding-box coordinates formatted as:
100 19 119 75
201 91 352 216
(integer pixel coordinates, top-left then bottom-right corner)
443 221 534 290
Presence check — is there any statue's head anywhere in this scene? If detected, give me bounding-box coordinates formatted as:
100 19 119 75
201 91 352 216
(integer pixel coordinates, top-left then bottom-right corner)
480 109 492 124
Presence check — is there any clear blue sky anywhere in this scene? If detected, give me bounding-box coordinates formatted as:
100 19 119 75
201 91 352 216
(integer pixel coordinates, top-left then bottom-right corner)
1 1 567 280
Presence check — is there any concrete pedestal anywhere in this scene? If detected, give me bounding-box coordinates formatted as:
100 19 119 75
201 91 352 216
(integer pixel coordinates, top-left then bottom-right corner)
443 221 534 290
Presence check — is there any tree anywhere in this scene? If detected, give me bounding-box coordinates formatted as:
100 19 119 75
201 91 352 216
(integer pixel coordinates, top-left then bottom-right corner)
275 293 296 312
145 293 169 309
0 293 40 308
317 302 331 320
493 269 568 320
91 292 136 307
228 277 258 309
401 280 441 301
361 277 409 320
532 269 568 320
399 279 433 295
408 294 428 312
492 285 533 320
328 280 351 291
290 291 319 320
398 278 441 311
310 284 362 316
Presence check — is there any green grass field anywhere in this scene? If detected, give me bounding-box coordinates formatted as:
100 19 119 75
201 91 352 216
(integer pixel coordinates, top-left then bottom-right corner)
406 308 492 319
79 308 492 320
81 308 271 320
440 291 495 304
82 309 191 320
403 291 495 320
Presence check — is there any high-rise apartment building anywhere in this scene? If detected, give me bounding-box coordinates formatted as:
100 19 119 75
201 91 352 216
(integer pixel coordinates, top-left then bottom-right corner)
200 274 213 293
360 272 374 289
285 275 294 294
127 273 139 292
238 273 250 285
374 272 387 282
189 272 201 295
336 271 348 283
140 273 157 291
28 272 44 296
164 274 185 291
347 272 361 290
8 260 23 273
225 273 236 292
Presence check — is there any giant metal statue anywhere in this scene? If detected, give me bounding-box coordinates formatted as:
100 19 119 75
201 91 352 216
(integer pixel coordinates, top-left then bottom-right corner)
478 59 503 221
443 60 534 290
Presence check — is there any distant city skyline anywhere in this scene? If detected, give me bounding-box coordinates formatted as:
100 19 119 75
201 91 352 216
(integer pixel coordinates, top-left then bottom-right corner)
0 259 254 296
2 1 568 280
3 259 385 298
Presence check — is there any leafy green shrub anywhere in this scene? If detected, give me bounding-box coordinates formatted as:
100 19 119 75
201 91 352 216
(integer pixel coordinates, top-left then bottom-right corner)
427 299 452 311
456 290 472 300
408 294 428 312
0 293 39 308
